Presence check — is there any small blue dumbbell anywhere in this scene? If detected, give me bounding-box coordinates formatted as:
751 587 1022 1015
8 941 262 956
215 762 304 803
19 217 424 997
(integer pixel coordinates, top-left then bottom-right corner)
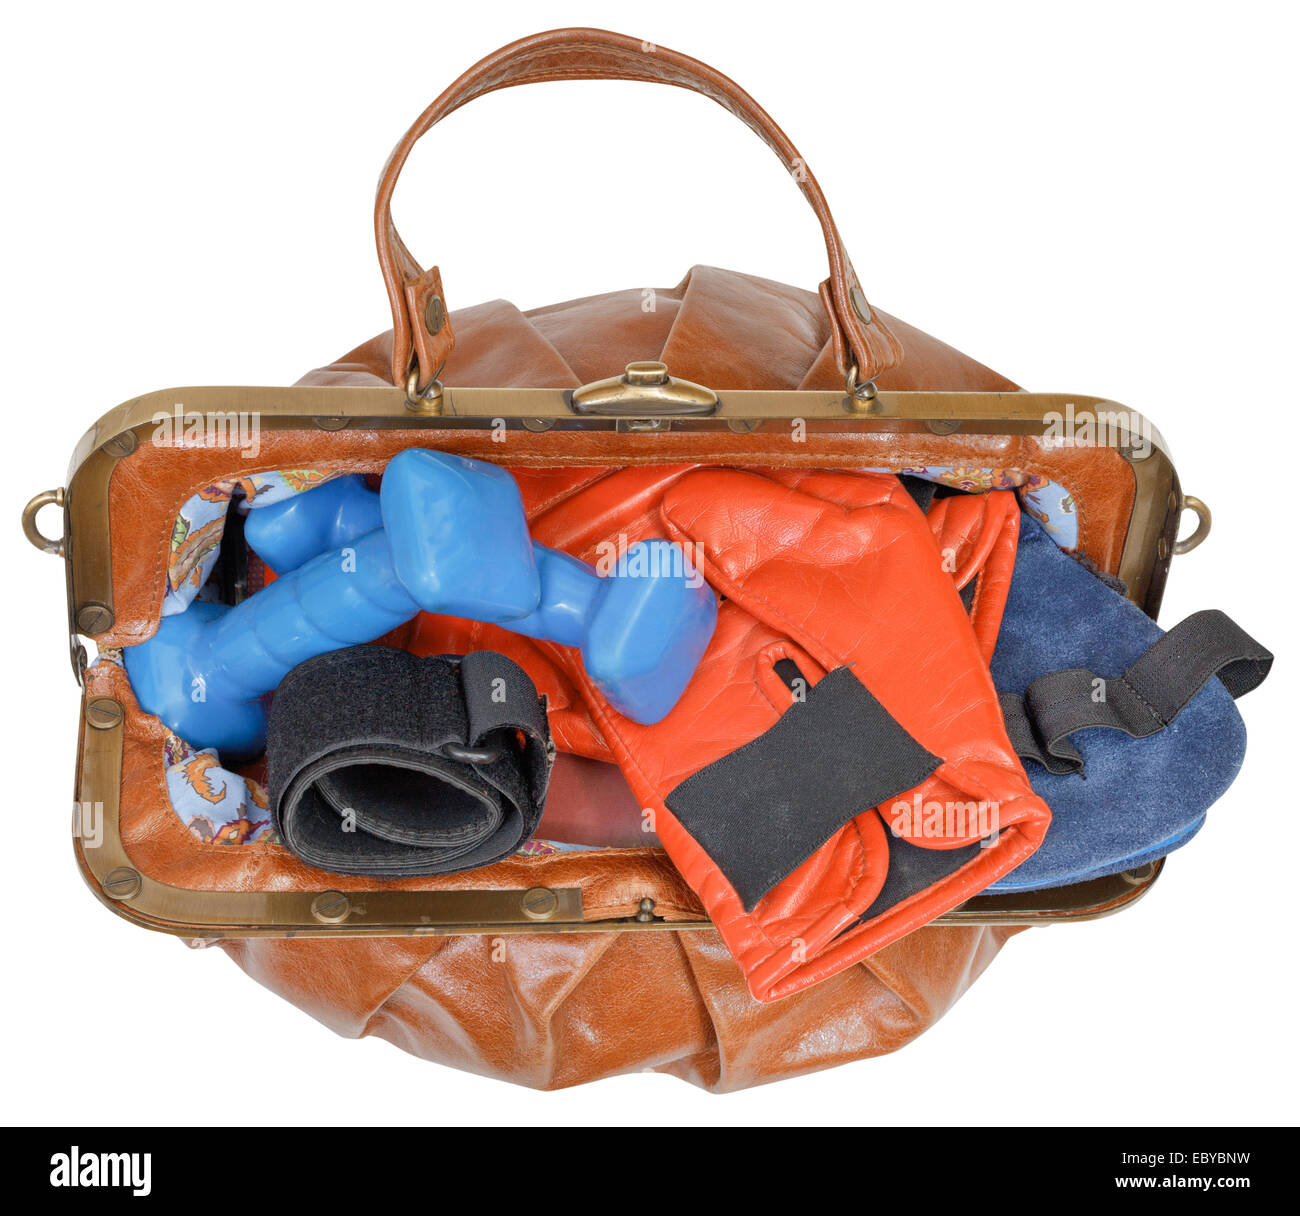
125 450 717 754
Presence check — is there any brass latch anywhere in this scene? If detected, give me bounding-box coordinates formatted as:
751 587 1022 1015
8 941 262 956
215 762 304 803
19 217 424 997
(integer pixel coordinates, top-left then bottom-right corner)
568 361 719 417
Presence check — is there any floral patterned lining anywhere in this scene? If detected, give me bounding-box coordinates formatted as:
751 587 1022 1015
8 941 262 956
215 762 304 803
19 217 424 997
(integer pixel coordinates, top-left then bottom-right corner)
135 464 1077 850
163 730 276 845
892 467 1074 545
163 470 341 616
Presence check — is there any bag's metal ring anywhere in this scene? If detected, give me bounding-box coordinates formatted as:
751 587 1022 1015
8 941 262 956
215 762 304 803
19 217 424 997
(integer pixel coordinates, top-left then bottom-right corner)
1120 861 1158 886
22 487 65 556
405 365 445 414
1174 494 1212 555
844 360 878 404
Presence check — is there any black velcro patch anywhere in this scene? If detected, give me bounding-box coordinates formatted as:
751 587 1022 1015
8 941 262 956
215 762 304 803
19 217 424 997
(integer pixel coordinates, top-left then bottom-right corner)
665 666 941 911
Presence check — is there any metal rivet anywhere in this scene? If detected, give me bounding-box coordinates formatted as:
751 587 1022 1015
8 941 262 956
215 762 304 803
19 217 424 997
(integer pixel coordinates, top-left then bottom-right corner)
313 416 349 432
103 432 138 458
102 866 142 901
849 286 873 326
521 418 554 433
85 697 123 730
404 388 444 415
521 886 559 921
1157 537 1170 560
311 891 351 924
76 603 114 635
423 294 446 337
927 419 961 435
636 897 657 923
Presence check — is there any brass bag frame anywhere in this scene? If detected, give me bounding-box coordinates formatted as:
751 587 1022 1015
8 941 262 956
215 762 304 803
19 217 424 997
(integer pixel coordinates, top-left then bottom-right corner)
31 379 1198 939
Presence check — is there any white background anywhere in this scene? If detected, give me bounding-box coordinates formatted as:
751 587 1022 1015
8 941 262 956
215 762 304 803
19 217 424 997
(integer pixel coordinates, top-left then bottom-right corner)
3 0 1295 1126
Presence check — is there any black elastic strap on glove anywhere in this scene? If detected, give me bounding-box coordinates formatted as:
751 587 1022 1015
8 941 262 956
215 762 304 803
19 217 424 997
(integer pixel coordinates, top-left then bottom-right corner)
267 645 553 876
665 665 942 912
1000 609 1272 776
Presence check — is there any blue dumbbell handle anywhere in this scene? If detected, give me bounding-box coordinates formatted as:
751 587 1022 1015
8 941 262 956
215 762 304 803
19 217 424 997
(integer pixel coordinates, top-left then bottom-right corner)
198 529 419 703
210 529 595 703
125 529 424 755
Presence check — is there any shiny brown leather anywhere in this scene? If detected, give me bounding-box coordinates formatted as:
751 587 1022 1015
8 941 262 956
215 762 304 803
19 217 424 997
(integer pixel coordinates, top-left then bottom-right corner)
220 923 1020 1091
98 29 1141 1089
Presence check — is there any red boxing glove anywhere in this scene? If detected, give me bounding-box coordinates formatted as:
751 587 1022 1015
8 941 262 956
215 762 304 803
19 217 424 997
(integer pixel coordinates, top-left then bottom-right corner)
763 470 1020 663
926 488 1020 662
564 470 1050 1002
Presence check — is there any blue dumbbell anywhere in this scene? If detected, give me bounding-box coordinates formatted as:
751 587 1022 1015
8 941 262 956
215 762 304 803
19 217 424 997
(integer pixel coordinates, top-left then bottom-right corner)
246 461 718 724
125 450 717 754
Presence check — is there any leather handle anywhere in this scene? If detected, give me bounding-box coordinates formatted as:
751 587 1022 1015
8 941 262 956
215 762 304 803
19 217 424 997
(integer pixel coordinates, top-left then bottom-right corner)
375 27 902 389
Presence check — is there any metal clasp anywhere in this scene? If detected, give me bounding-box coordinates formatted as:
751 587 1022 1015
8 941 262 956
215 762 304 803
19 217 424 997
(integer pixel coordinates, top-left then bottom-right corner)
568 361 719 417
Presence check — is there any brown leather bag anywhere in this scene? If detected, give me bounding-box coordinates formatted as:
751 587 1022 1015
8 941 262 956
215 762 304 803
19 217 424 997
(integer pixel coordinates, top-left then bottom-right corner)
41 29 1173 1091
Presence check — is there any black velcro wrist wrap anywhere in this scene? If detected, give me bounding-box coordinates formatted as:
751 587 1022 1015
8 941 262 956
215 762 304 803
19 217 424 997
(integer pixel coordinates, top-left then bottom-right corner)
266 645 553 877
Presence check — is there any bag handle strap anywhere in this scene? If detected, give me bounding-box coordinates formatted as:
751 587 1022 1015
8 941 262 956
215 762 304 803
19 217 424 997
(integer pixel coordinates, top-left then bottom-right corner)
375 27 903 391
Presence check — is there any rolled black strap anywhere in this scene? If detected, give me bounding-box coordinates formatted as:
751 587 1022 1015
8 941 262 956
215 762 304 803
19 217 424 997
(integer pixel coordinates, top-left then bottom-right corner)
267 646 553 876
1001 609 1272 776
